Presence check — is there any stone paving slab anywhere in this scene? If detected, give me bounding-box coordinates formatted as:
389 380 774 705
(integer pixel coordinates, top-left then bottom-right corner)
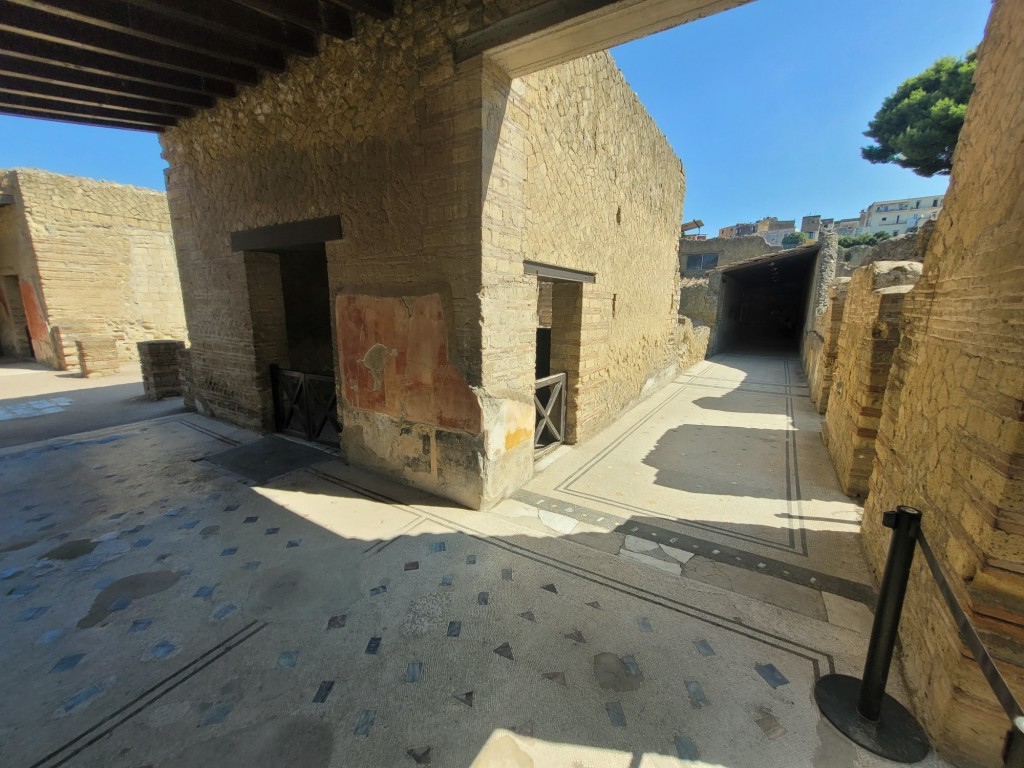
0 402 953 766
517 355 874 622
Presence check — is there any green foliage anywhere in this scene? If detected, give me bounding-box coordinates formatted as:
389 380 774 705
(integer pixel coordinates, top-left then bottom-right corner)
838 232 891 248
862 51 976 177
781 231 808 247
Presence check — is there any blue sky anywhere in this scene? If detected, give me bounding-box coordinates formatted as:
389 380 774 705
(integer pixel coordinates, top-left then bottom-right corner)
611 0 991 233
0 0 991 234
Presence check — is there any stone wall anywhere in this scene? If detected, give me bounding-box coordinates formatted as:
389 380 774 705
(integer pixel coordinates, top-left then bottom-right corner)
806 277 849 414
821 261 921 496
0 169 186 372
0 192 36 359
501 52 685 445
860 1 1024 763
161 2 685 509
162 3 490 503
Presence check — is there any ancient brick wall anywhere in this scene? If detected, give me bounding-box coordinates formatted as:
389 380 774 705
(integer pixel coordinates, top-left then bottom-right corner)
161 3 685 508
2 169 186 373
821 262 921 496
476 50 684 477
860 1 1024 762
162 3 492 505
519 52 684 441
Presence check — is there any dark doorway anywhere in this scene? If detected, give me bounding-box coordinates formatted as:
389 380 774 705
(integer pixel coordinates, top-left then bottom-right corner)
270 244 338 445
0 275 33 358
278 245 333 376
715 247 818 354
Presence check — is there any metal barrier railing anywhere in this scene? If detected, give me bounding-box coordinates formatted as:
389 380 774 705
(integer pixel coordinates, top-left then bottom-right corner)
534 372 567 451
816 506 1024 765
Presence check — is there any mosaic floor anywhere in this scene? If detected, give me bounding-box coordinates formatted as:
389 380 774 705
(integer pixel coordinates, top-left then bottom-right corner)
0 356 954 767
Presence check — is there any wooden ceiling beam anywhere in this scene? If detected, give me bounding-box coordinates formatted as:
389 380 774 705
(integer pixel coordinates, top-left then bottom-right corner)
0 31 238 98
123 0 318 56
0 53 217 109
4 0 289 70
0 3 263 83
236 0 354 40
0 105 162 131
0 93 174 128
327 0 392 21
0 75 194 118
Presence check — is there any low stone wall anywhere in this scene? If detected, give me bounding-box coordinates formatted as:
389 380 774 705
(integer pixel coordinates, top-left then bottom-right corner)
807 278 850 414
138 340 186 399
822 261 922 496
76 337 121 378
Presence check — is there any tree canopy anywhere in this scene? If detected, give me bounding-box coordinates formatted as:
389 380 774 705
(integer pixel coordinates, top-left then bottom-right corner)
782 231 808 247
861 52 976 177
838 232 891 248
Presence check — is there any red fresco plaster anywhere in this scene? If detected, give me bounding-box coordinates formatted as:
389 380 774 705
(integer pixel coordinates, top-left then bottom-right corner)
337 293 482 433
19 279 49 341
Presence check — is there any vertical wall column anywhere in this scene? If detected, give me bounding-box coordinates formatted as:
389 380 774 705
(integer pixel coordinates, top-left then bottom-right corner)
808 277 850 414
822 262 921 496
243 251 289 432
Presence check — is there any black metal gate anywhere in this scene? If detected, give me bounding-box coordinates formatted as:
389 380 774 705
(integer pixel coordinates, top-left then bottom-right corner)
271 365 340 446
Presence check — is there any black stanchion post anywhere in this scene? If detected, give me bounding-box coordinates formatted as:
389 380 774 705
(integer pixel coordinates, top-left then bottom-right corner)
858 506 922 720
1004 718 1024 768
814 506 930 763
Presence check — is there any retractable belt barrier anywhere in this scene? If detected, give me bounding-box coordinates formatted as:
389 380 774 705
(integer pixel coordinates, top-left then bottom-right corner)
814 506 1024 765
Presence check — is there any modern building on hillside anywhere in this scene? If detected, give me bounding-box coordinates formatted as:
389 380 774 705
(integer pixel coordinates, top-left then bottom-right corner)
0 169 186 374
855 195 944 237
832 217 860 237
719 216 795 245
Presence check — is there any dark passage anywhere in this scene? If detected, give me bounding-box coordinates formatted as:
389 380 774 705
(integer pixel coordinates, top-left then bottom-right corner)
716 247 817 354
278 244 333 376
271 244 339 446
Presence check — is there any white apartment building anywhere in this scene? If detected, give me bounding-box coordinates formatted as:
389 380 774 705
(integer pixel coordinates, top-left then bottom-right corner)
855 195 945 237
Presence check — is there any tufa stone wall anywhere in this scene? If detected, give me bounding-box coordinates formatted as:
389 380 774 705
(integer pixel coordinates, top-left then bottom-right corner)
806 277 850 414
821 261 922 496
0 168 186 372
161 3 685 509
860 1 1024 763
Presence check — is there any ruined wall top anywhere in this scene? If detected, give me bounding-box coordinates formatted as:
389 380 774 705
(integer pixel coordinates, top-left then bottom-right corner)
678 234 781 275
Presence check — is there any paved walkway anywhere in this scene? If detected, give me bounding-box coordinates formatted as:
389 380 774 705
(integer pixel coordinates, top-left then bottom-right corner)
0 355 952 767
0 360 184 449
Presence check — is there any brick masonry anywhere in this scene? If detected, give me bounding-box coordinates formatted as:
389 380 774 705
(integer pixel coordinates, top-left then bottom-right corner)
821 262 922 496
138 340 186 399
0 169 187 373
160 2 685 509
811 1 1024 762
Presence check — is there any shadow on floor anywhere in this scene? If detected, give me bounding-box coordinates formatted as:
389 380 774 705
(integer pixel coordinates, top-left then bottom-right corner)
0 419 914 768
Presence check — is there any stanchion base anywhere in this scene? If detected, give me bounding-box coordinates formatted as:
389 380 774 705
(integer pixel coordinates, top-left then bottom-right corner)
815 674 930 763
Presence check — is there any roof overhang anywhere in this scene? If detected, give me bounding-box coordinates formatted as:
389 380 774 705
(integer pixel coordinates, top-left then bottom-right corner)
0 0 394 132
